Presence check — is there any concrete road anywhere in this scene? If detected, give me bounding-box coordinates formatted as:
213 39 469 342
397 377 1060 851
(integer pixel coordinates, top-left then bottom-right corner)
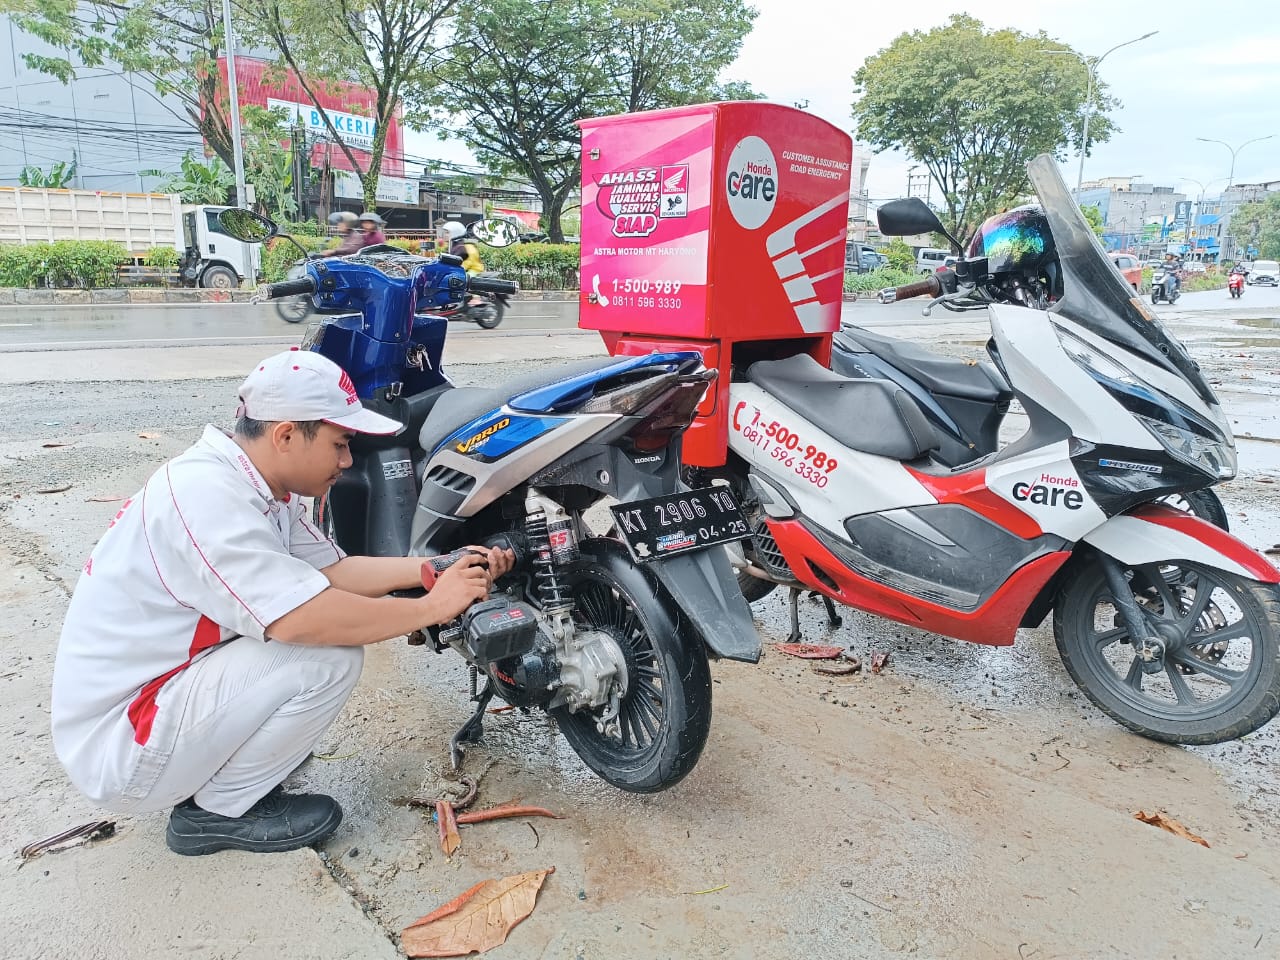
0 297 582 352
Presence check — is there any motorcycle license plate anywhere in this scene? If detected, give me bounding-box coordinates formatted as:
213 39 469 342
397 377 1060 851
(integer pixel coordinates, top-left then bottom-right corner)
610 486 751 563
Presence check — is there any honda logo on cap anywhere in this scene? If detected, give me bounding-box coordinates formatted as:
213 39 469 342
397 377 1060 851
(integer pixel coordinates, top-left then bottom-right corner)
338 370 358 405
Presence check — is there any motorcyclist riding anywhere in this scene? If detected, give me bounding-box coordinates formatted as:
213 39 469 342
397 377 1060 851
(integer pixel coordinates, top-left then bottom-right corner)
441 220 485 274
1162 253 1183 293
320 211 363 258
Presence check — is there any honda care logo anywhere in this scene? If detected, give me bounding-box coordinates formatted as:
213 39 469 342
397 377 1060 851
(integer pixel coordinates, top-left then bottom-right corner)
725 136 778 230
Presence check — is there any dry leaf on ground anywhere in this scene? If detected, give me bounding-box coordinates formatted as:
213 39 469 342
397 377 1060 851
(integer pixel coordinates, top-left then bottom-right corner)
436 800 461 857
36 484 72 495
402 866 555 957
772 642 844 659
41 442 72 448
86 494 125 503
138 432 161 440
870 650 890 674
1133 810 1210 847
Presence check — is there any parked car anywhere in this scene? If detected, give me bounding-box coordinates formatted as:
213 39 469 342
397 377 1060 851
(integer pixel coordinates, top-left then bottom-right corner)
1111 253 1141 291
916 247 950 274
1250 259 1279 286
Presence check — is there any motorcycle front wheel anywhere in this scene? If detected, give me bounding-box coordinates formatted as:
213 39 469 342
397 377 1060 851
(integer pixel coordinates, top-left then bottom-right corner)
1160 488 1229 531
1054 556 1280 744
474 300 504 330
276 296 313 323
552 540 712 793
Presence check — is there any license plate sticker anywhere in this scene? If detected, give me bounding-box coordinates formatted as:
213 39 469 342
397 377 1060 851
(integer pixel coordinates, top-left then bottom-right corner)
610 486 751 562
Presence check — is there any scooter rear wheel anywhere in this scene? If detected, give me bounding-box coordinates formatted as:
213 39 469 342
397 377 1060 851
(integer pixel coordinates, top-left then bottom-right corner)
552 540 712 792
1054 557 1280 744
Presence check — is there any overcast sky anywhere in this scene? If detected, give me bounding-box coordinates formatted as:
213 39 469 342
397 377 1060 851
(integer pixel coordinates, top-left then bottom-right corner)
727 0 1280 204
416 1 1280 207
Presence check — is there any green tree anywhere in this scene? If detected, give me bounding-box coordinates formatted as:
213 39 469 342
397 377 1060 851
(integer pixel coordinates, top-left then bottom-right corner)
883 237 915 271
240 105 297 219
1232 193 1280 260
1080 204 1105 238
143 151 234 203
852 14 1116 244
425 0 757 241
4 0 238 169
237 0 459 208
18 158 78 187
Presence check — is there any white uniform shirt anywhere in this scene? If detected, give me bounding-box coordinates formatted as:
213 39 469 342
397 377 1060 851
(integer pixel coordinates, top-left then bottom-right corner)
51 425 345 804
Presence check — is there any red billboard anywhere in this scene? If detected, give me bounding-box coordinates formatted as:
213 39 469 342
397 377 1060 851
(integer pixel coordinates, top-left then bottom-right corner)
215 57 404 177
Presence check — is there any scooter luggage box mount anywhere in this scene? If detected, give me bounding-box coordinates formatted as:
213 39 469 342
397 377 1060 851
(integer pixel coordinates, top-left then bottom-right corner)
578 103 854 466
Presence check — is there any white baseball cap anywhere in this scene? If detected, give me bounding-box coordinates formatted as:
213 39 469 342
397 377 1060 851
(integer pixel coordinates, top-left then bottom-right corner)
237 350 403 436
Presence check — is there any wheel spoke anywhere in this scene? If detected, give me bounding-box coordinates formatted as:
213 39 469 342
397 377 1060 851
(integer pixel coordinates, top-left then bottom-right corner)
1123 657 1145 692
630 696 658 744
632 683 665 727
1092 626 1128 652
1194 620 1254 646
1179 578 1215 630
616 703 634 748
1171 651 1246 686
1137 564 1178 616
1164 662 1200 706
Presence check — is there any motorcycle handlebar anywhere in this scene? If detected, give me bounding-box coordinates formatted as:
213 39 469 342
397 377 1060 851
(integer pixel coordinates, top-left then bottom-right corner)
261 276 317 299
892 274 944 302
467 276 519 297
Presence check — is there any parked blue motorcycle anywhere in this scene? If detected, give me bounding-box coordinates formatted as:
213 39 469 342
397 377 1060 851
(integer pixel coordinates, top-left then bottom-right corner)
219 209 759 793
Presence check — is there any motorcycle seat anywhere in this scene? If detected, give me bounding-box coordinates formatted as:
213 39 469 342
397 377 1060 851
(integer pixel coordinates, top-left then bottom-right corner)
835 327 1011 403
418 357 623 453
746 353 938 461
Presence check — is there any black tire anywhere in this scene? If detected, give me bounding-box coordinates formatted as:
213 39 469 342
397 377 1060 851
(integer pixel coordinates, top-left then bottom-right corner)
1157 488 1229 531
552 539 712 793
1054 557 1280 744
473 299 504 330
276 296 312 323
1151 291 1161 305
200 265 238 289
737 567 777 602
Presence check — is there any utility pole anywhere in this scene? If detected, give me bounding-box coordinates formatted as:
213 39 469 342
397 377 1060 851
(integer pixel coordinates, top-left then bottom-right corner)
220 0 248 211
1043 32 1157 195
1197 135 1275 262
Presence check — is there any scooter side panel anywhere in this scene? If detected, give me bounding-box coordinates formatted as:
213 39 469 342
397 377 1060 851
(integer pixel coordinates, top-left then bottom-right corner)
726 382 935 536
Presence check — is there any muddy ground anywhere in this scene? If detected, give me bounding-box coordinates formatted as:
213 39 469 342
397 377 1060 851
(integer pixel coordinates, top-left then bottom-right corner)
2 317 1280 960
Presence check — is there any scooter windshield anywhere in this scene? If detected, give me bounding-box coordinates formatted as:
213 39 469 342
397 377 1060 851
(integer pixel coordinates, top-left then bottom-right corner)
1028 155 1217 408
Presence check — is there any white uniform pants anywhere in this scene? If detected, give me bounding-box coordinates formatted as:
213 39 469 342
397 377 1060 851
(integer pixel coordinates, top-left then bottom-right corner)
125 638 363 818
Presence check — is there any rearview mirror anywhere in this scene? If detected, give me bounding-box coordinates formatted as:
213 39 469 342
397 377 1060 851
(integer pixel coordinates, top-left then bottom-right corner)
471 218 520 248
876 198 945 238
217 208 277 243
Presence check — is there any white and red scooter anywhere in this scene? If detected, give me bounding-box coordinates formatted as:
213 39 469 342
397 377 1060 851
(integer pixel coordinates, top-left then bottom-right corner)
706 156 1279 745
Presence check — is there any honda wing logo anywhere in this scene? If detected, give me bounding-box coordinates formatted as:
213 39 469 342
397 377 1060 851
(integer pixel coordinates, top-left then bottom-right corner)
765 193 849 333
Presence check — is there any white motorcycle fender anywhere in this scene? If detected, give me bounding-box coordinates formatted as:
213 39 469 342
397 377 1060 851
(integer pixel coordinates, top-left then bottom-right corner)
1082 508 1280 584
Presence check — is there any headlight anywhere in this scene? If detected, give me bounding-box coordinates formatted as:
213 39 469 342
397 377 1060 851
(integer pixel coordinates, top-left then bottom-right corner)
1056 325 1235 479
1137 415 1237 479
1054 326 1140 385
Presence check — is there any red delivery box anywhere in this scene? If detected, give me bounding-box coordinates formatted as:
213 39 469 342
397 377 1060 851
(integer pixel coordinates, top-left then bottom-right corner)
579 102 853 343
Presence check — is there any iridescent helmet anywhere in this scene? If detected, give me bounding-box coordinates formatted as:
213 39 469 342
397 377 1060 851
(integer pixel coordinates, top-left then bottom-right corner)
967 205 1056 275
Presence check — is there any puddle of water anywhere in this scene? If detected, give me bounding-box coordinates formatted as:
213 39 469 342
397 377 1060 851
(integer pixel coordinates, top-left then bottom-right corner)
1238 317 1280 329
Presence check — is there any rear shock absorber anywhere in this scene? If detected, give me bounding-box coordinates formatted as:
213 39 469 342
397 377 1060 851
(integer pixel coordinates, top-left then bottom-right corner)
525 496 574 617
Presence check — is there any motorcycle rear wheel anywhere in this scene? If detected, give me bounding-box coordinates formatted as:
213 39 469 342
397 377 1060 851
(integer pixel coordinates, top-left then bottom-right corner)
1054 557 1280 744
552 540 712 792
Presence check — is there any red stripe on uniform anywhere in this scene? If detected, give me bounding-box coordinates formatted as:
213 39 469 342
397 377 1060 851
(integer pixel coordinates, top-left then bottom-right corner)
127 615 222 745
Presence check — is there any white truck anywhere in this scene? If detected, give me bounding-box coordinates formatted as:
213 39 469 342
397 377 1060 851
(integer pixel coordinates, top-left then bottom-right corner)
0 187 256 289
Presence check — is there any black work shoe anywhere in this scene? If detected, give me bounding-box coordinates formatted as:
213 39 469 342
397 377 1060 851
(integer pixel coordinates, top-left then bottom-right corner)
165 787 342 856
